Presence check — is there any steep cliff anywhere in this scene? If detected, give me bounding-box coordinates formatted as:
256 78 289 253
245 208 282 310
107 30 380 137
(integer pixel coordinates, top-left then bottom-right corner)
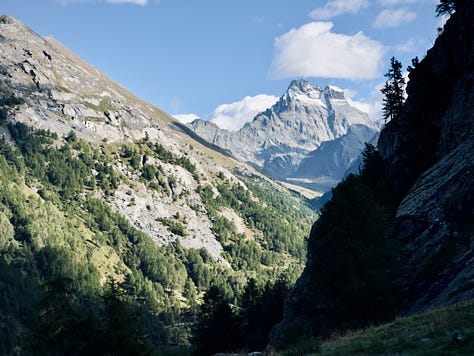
270 0 474 349
379 0 474 313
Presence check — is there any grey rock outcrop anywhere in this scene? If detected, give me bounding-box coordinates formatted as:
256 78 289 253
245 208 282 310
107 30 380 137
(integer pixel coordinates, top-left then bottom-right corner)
292 124 378 191
0 14 173 142
395 139 474 312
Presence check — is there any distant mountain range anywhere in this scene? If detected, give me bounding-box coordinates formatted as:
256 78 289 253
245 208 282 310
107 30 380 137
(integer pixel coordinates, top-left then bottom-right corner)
188 79 380 195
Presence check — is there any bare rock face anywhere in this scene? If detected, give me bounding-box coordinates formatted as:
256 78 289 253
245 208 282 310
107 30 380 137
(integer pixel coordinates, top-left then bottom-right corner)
0 14 178 143
189 80 378 193
395 140 474 312
293 124 378 188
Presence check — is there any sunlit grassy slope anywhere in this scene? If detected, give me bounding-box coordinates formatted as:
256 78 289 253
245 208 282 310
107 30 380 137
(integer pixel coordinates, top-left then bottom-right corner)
279 299 474 355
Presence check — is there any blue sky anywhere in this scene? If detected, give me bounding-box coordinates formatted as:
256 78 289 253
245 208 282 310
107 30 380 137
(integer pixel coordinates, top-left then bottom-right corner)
3 0 445 129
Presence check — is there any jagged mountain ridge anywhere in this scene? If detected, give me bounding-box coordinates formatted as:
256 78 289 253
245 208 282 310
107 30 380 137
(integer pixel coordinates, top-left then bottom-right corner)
294 124 378 181
0 15 172 141
189 79 378 194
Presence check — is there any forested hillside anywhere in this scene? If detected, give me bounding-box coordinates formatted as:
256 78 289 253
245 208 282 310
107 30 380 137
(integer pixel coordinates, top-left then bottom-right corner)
0 86 315 353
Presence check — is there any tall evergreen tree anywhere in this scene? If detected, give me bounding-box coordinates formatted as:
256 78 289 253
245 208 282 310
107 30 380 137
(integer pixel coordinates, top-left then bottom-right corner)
308 174 401 329
28 276 97 355
101 279 151 355
192 286 241 355
436 0 457 16
381 57 405 122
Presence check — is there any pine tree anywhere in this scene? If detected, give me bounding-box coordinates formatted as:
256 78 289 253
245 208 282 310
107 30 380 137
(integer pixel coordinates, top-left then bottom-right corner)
308 174 401 329
381 57 405 122
28 276 96 355
436 0 457 16
192 286 241 355
101 279 150 355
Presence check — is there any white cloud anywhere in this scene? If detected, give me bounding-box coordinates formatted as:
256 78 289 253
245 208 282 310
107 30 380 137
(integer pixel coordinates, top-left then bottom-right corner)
354 82 385 121
378 0 418 6
374 8 417 28
271 22 384 80
403 70 410 96
173 113 200 124
343 88 376 119
309 0 369 20
173 95 278 131
437 13 450 31
56 0 148 5
207 94 278 131
348 97 374 116
107 0 147 4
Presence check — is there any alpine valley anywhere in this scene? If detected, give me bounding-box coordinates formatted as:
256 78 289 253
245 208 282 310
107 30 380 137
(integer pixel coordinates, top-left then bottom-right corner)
0 14 316 353
1 0 474 354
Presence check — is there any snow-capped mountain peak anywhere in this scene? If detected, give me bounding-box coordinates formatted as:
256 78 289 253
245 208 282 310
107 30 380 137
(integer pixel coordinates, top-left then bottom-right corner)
188 79 379 193
278 79 326 111
287 79 321 96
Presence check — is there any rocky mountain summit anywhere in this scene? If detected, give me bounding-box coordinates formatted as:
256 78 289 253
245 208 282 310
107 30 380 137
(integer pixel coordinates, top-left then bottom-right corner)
189 79 379 195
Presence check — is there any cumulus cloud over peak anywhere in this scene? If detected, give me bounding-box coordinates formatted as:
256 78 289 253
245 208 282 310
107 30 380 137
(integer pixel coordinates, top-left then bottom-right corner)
208 94 279 131
374 8 417 28
310 0 369 20
271 22 384 80
173 95 279 131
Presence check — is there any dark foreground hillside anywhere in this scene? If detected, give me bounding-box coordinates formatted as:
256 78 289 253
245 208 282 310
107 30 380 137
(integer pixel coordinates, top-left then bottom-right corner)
280 298 474 355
